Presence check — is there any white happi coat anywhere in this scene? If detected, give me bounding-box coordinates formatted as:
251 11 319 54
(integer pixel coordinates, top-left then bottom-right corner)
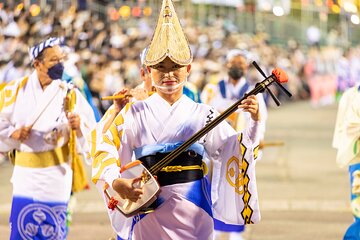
333 85 360 167
92 93 261 240
0 71 96 239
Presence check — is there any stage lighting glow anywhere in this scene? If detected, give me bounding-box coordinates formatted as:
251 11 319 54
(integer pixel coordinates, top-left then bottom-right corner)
331 4 341 14
29 4 41 17
119 6 131 19
143 6 152 17
351 14 360 25
273 6 284 17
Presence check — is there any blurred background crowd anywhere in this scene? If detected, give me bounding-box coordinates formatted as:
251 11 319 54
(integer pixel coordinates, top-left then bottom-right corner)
1 0 360 114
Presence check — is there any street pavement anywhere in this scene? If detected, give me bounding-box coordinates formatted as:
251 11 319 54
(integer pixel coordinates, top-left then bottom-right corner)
0 100 352 240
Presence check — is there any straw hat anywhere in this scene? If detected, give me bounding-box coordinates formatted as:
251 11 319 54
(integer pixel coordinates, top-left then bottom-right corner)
144 0 192 67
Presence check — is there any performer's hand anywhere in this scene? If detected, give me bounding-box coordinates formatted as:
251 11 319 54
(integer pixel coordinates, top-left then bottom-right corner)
102 89 131 134
259 140 265 149
113 89 131 114
130 88 149 101
67 112 83 138
11 126 31 142
67 112 81 130
112 177 144 202
238 95 260 121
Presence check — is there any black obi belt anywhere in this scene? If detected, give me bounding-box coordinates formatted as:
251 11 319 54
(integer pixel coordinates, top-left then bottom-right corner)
139 150 204 186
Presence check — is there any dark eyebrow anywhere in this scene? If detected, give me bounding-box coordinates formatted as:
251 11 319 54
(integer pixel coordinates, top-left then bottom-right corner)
153 63 182 69
153 64 162 69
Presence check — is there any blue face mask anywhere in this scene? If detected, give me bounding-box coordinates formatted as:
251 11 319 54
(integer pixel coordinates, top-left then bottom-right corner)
47 62 64 80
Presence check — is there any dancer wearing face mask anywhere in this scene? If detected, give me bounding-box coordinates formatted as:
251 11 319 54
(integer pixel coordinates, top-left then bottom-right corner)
152 68 188 94
201 49 268 240
0 37 96 240
92 45 203 144
202 49 267 133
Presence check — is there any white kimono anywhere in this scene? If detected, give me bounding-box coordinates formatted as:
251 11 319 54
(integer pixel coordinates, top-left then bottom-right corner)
92 93 261 240
0 71 96 240
333 85 360 167
200 75 267 237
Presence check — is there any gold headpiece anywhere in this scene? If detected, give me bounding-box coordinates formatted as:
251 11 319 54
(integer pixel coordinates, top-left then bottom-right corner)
144 0 193 67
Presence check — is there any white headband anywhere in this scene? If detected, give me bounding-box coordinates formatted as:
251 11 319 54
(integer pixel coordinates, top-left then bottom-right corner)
28 37 64 62
226 49 249 62
140 47 148 66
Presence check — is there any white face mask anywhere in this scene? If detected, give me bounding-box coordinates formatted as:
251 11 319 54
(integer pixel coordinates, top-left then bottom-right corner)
152 77 187 94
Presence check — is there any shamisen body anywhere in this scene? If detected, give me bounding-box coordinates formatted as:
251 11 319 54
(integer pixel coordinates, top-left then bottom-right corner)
91 0 262 239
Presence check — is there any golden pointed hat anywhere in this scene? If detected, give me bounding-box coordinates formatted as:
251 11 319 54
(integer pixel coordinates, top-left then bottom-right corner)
144 0 193 67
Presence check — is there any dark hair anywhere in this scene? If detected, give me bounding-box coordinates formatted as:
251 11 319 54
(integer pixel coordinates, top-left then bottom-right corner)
31 49 46 67
36 51 45 62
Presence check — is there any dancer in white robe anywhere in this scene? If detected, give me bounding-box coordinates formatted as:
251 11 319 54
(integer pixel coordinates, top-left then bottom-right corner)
92 1 261 239
201 49 267 145
201 49 268 240
333 85 360 239
0 37 96 240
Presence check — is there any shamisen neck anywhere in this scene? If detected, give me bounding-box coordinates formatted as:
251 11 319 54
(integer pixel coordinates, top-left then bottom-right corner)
148 74 277 175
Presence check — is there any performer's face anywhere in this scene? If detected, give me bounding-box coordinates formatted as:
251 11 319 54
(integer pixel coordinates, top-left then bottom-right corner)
227 55 247 80
34 46 66 84
148 57 191 95
37 46 65 70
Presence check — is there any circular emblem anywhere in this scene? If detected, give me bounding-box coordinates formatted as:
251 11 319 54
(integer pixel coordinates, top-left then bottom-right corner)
226 156 244 195
17 203 67 240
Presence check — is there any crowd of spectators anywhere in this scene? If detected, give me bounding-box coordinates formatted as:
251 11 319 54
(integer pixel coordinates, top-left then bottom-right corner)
1 2 360 113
